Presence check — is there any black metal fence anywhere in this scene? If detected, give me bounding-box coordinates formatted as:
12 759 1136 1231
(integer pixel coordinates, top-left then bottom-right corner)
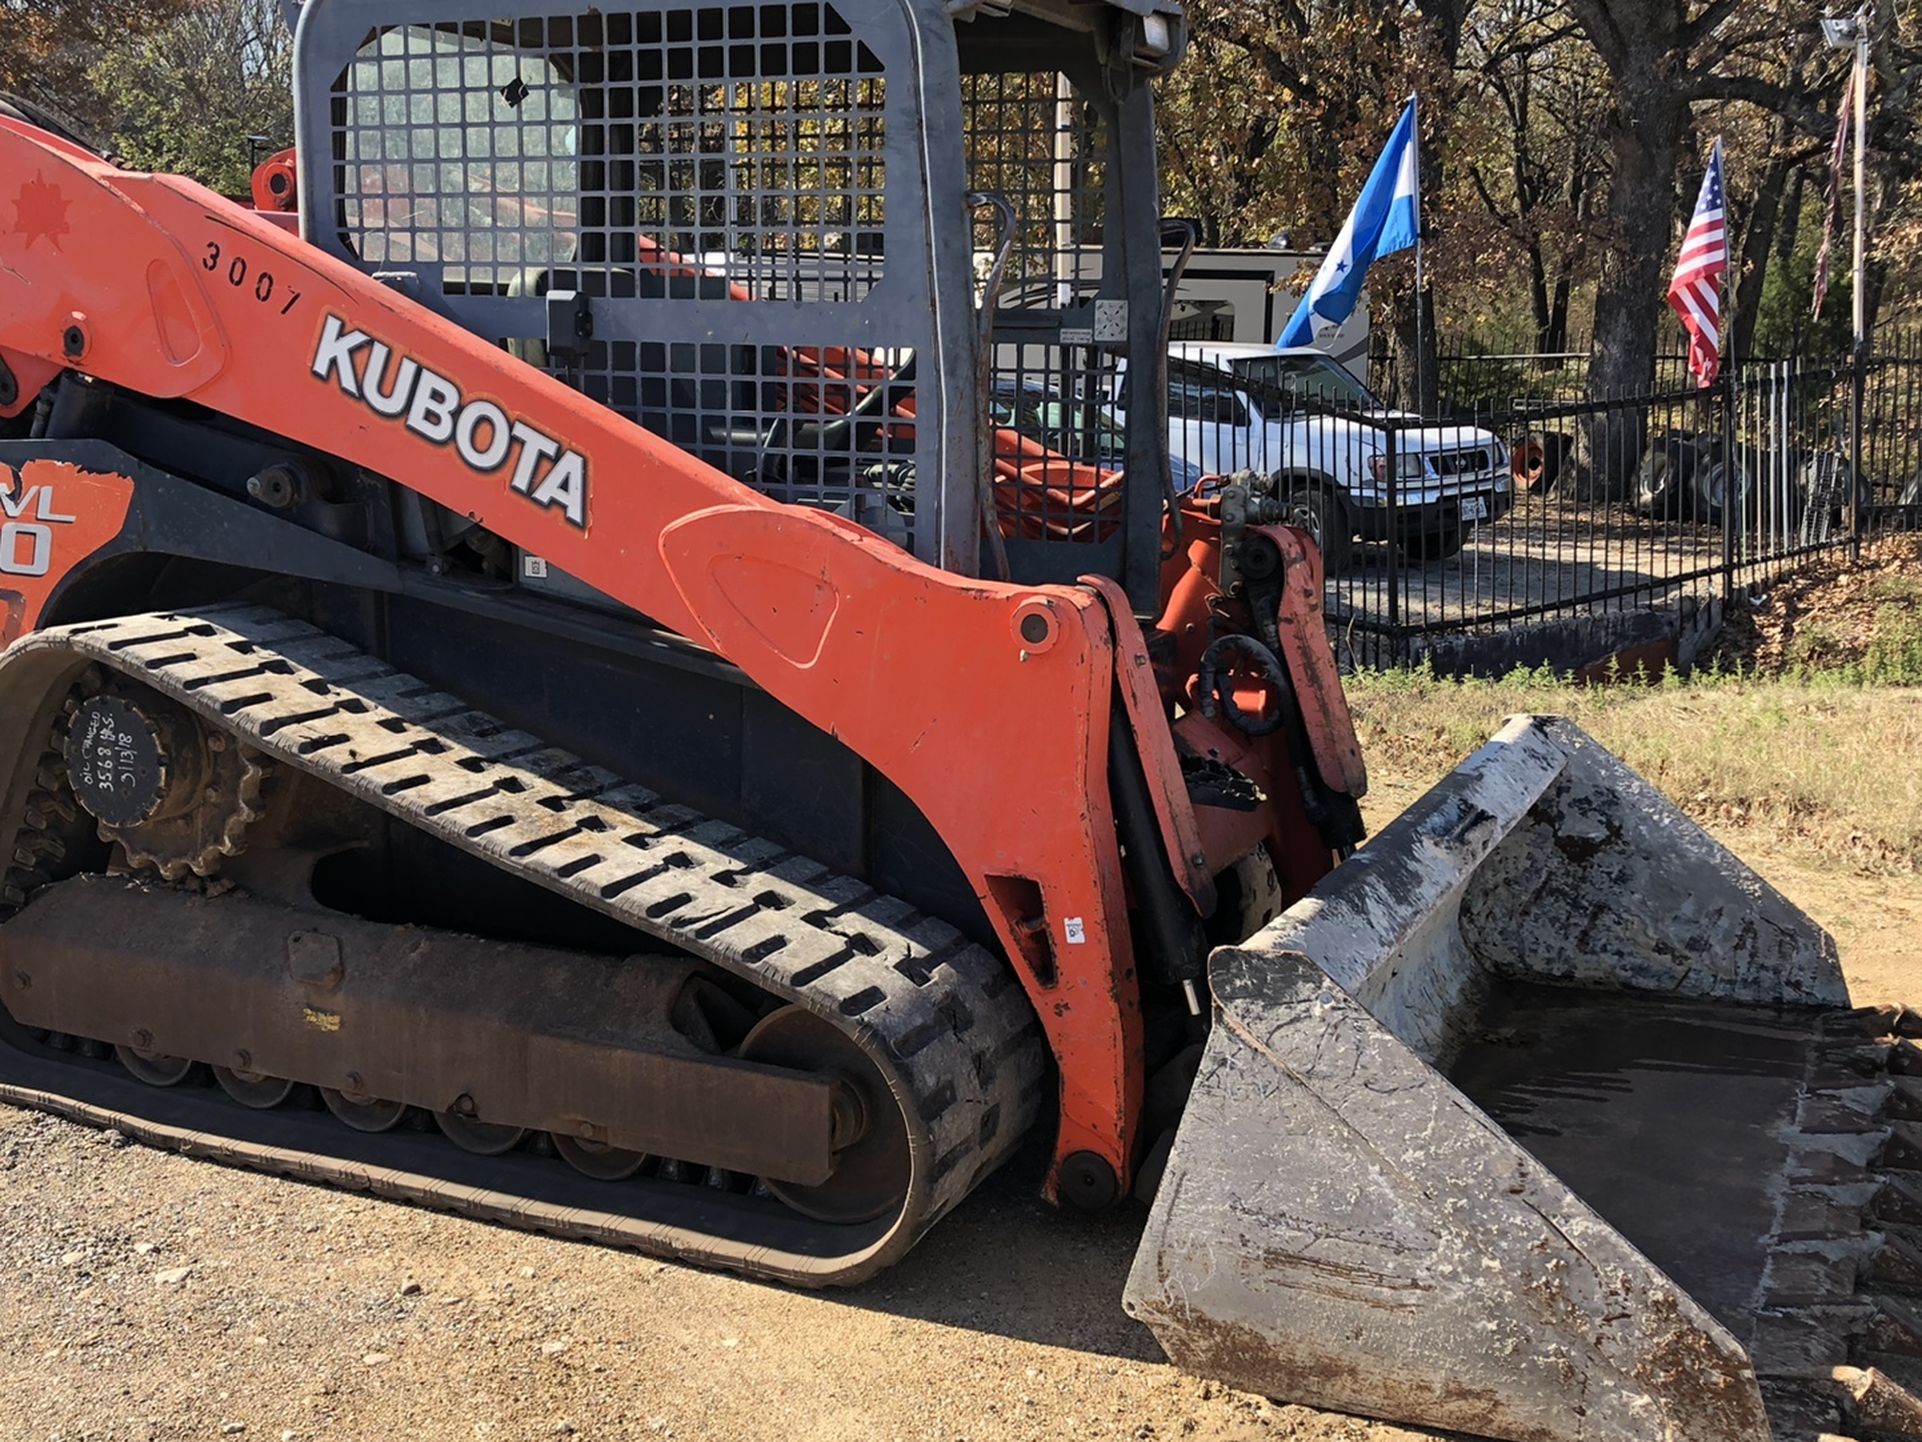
1163 333 1922 672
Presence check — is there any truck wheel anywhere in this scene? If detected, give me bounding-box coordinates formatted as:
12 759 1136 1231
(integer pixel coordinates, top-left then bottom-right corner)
1401 529 1466 565
1636 432 1704 519
1281 486 1353 576
1898 473 1922 530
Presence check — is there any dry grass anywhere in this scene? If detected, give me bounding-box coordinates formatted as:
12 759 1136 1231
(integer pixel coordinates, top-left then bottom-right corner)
1347 668 1922 873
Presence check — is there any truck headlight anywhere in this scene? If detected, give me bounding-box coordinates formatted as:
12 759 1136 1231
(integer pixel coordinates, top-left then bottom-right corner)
1366 453 1429 483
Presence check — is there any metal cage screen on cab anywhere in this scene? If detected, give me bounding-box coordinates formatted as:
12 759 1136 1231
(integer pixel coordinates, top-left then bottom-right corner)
290 0 1174 607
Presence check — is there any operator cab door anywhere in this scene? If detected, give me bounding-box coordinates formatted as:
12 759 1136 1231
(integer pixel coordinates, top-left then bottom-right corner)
292 0 976 575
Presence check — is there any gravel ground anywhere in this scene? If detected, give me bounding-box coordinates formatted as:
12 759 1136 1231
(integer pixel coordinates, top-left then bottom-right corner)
2 820 1911 1442
0 1116 1420 1442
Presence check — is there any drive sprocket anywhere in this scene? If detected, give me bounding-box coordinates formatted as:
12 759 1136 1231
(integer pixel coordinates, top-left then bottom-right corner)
62 687 267 881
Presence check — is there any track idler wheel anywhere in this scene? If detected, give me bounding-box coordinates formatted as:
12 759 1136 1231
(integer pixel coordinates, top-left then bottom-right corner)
736 1005 909 1225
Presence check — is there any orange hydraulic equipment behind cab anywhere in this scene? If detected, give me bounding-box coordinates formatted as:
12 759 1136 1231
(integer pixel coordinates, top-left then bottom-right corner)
2 10 1919 1442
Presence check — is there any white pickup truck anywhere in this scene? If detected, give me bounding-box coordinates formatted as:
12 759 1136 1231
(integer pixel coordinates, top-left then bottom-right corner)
1114 342 1513 573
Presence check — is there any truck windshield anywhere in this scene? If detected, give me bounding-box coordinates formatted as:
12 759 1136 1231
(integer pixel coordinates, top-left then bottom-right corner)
1229 355 1376 411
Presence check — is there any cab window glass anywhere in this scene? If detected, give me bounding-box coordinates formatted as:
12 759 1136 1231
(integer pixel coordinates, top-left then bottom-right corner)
341 26 580 275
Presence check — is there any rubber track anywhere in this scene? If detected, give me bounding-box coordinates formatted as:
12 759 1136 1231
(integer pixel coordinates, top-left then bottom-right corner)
0 605 1047 1285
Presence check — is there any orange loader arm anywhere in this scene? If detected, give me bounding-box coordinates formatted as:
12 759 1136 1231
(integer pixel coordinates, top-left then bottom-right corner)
0 121 1155 1194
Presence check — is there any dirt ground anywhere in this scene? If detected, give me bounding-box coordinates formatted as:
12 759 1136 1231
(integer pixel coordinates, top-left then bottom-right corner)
3 811 1916 1442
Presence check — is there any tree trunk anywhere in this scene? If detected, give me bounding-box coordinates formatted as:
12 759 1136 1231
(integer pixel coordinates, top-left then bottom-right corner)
1863 158 1909 347
1579 104 1684 495
1731 131 1796 362
1567 0 1690 497
1547 271 1572 355
1387 0 1468 417
1591 107 1684 394
1384 275 1438 413
1530 245 1552 352
1774 167 1807 273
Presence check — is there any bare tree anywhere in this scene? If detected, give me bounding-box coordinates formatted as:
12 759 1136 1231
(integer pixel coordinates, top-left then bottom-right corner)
1462 0 1609 353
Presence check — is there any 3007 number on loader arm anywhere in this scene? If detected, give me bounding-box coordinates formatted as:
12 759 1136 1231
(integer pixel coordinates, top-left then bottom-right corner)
1 5 1919 1439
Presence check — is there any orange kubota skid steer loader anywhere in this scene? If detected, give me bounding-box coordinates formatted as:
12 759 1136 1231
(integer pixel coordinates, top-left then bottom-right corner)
0 3 1918 1438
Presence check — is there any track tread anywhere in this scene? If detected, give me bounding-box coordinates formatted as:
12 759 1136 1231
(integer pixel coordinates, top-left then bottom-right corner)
0 605 1048 1287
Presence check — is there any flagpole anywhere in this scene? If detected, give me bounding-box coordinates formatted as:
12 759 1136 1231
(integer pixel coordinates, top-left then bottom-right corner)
1851 4 1870 366
1714 136 1737 594
1411 93 1426 413
1717 138 1733 385
1850 2 1871 555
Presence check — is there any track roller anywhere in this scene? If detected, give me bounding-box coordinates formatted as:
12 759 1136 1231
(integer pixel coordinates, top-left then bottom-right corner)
437 1111 529 1156
321 1087 409 1132
552 1134 648 1180
213 1066 298 1109
115 1045 195 1086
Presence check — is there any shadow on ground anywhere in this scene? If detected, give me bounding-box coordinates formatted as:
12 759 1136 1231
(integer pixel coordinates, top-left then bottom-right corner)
829 1138 1168 1361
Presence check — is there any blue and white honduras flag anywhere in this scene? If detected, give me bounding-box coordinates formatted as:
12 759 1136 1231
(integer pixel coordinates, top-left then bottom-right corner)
1277 98 1421 349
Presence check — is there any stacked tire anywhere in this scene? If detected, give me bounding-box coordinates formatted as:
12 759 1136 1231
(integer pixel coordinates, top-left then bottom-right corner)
1633 431 1711 520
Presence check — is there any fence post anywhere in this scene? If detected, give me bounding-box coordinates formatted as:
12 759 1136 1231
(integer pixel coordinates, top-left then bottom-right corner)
1720 367 1737 605
1385 420 1401 665
1850 338 1866 561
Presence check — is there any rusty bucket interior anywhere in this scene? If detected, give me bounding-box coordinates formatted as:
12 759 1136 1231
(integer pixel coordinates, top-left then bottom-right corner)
1126 715 1922 1442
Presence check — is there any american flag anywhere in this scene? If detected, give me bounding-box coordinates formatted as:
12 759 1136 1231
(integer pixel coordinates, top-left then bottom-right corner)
1668 138 1728 388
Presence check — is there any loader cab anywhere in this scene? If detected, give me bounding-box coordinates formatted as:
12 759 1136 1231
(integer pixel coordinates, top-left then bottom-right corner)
289 0 1183 609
